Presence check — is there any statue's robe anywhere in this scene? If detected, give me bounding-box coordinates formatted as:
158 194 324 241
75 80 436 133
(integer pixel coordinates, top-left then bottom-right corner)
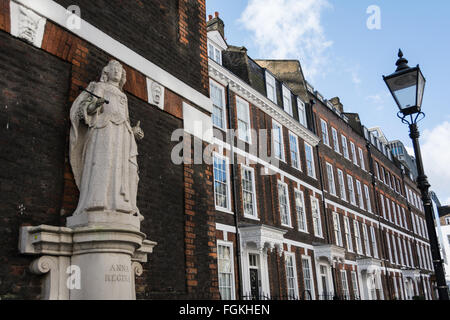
69 81 140 217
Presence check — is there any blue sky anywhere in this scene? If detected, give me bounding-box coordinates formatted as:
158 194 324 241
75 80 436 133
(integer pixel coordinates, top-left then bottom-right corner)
206 0 450 205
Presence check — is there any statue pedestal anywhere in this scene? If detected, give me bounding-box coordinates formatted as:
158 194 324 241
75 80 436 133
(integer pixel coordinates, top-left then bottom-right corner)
19 212 156 300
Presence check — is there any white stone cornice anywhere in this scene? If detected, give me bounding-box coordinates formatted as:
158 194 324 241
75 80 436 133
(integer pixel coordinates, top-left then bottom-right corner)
209 59 320 147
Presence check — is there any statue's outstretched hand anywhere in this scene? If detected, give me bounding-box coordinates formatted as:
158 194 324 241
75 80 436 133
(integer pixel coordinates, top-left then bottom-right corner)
133 121 144 140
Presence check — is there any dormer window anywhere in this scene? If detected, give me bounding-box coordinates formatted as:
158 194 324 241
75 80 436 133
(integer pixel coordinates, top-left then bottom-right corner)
282 85 293 116
265 71 276 103
297 98 307 127
208 42 222 65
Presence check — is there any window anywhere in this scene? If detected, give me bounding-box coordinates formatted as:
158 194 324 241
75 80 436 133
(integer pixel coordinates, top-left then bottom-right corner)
319 265 330 298
397 204 402 228
337 169 347 201
305 143 316 178
302 257 315 300
392 202 398 225
407 241 414 267
386 234 393 262
311 197 323 237
370 226 379 258
356 180 364 210
364 185 372 213
242 166 257 219
351 271 360 299
344 216 353 252
358 148 366 171
282 85 293 116
362 224 371 257
347 175 356 205
214 154 230 210
350 142 358 165
398 237 405 266
297 98 307 127
333 212 343 247
341 135 349 159
278 182 291 227
295 190 307 233
236 96 251 143
412 213 417 234
332 128 340 153
208 42 222 64
403 239 410 267
265 71 276 103
321 119 330 147
354 220 363 254
380 194 386 219
386 198 392 222
326 163 337 196
375 162 380 181
272 120 285 161
392 234 398 265
210 80 226 130
402 208 408 230
217 243 235 300
446 217 450 225
285 253 299 299
341 271 350 300
381 167 386 184
289 132 301 170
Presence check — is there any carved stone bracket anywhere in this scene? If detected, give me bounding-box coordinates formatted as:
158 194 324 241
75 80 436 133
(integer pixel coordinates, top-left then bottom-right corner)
239 224 287 257
10 1 47 48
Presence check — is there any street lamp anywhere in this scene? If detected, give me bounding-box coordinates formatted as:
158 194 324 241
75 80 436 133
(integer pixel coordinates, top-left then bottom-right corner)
383 49 449 300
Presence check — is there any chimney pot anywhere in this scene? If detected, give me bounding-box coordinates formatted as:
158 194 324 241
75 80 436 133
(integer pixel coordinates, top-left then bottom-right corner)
215 11 219 17
208 14 212 21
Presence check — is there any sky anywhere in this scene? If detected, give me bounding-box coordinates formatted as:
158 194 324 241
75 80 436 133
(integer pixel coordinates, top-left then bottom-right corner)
206 0 450 205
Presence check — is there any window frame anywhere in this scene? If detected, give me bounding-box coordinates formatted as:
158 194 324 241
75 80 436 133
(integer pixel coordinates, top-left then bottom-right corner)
337 169 347 201
289 131 301 171
285 252 299 299
304 142 316 179
344 216 354 252
265 71 277 103
213 153 232 213
241 164 258 220
350 142 358 166
320 119 330 147
341 135 350 160
347 175 356 206
217 240 236 300
278 181 292 228
301 255 316 300
294 189 308 233
208 41 223 65
358 147 366 171
297 98 307 127
210 79 227 130
326 162 337 196
311 197 323 238
331 127 340 154
282 85 293 116
333 212 343 247
272 119 286 162
236 96 252 144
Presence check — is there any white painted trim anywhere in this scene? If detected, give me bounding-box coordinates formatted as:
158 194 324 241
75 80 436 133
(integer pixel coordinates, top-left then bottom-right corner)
209 59 320 147
240 164 259 220
217 240 237 300
16 0 212 113
216 223 237 234
283 239 314 251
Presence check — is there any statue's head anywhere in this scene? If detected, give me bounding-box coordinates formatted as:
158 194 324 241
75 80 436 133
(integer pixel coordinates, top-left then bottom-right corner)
100 60 127 90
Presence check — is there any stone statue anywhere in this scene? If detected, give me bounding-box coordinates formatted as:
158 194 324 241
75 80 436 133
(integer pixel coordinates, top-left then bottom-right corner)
69 60 144 220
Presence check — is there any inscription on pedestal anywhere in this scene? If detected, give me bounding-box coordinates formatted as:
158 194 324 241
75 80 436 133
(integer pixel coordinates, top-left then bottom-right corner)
105 264 131 283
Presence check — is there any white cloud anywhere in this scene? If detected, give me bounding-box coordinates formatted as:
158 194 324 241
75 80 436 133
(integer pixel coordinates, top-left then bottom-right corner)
239 0 332 80
420 121 450 205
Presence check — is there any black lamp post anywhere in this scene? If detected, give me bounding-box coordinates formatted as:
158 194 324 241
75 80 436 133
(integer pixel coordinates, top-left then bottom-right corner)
383 50 449 300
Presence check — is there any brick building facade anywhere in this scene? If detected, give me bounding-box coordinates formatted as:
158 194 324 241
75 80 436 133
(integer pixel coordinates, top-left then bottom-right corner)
207 14 436 300
0 0 437 300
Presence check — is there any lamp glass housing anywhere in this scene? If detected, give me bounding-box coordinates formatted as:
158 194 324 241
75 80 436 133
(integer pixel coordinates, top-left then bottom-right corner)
384 66 425 116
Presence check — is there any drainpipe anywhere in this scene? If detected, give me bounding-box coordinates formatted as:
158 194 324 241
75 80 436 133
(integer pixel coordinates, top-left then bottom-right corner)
226 84 244 300
365 140 392 300
311 100 339 300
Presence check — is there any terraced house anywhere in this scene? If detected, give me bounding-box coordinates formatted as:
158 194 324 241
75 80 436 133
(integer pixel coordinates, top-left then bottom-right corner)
207 14 436 300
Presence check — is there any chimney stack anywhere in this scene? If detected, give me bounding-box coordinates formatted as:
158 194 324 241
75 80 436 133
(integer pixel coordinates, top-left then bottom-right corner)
330 97 344 113
206 12 225 39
